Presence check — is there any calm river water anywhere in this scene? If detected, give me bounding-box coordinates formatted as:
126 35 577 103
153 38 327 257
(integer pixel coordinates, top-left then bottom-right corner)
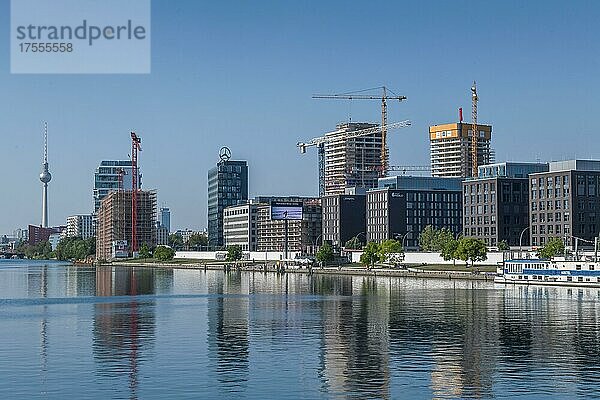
1 260 600 399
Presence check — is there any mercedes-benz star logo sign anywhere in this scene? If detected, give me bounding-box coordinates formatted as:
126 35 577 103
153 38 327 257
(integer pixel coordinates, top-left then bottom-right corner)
219 146 231 162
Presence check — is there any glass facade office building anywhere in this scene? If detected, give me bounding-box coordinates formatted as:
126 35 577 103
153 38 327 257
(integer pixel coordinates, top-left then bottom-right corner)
208 160 248 248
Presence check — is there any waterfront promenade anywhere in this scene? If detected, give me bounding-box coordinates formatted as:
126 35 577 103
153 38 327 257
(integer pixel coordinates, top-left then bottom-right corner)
106 260 497 281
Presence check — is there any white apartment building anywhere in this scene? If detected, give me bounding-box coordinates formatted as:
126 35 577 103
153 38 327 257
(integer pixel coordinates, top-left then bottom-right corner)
66 214 94 239
223 203 258 251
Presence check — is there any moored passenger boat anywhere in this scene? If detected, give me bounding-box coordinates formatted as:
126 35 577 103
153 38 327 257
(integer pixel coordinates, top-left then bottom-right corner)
496 257 600 287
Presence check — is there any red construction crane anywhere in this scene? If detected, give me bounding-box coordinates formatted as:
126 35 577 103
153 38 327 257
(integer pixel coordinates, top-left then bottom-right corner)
130 132 142 255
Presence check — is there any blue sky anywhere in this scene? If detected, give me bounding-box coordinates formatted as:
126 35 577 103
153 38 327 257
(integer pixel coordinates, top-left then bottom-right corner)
1 0 599 233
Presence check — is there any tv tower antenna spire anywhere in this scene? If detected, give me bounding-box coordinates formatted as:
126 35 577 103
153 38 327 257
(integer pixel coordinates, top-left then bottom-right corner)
39 122 52 228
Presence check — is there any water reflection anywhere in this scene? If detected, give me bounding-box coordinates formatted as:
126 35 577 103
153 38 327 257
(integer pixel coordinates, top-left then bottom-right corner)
93 267 164 400
207 271 249 393
3 262 600 399
317 275 391 399
26 265 50 388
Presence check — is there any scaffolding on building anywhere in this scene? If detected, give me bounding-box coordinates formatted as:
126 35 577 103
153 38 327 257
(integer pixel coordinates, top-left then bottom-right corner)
96 190 157 261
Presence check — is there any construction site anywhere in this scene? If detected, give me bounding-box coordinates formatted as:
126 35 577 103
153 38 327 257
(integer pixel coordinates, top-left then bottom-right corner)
298 84 493 195
95 190 157 261
95 132 157 261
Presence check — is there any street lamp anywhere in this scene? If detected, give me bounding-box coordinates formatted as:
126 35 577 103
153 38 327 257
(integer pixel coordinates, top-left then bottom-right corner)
313 233 323 255
401 232 411 250
519 226 530 252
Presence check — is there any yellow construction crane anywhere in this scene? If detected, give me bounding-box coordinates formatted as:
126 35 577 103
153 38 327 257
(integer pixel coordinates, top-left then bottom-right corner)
471 81 478 177
312 86 407 176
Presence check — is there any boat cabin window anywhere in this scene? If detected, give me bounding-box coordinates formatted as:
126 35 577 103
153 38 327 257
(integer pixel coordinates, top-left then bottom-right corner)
590 265 595 270
576 265 582 270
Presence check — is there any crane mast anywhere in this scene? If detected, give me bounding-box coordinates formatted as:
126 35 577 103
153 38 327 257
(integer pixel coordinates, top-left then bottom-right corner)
130 132 142 255
471 81 478 177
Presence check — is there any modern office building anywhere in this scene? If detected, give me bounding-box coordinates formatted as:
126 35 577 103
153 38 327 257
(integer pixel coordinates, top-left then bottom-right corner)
223 203 259 251
66 214 94 239
159 207 171 232
430 122 493 178
322 193 366 249
463 162 549 247
529 160 600 248
156 223 169 246
366 176 463 248
320 122 382 196
93 160 141 213
208 155 248 248
256 197 322 254
96 190 157 261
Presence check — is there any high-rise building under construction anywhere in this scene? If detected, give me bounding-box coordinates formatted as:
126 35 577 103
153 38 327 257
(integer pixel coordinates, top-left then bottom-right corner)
95 190 157 261
320 122 382 196
429 122 493 178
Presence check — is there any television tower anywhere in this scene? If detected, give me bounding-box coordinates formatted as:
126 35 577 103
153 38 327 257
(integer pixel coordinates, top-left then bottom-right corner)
39 122 52 228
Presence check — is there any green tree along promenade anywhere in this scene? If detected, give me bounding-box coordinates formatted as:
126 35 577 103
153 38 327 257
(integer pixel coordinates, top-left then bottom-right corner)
360 242 380 267
419 226 455 252
16 240 53 260
226 245 243 261
55 237 96 261
316 242 335 266
138 243 151 259
377 239 403 265
344 236 363 250
168 234 184 250
537 237 565 259
359 240 403 267
187 233 208 249
454 238 488 267
154 246 175 261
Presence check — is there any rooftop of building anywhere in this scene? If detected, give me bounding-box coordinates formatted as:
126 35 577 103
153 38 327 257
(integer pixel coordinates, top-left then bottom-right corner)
224 196 322 210
429 122 492 131
547 159 600 173
376 175 463 191
97 160 132 167
465 161 549 180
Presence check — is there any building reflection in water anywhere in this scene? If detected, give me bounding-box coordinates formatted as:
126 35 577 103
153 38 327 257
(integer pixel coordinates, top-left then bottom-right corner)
27 264 50 387
316 275 391 399
314 275 502 399
93 266 161 400
386 278 498 399
206 271 249 394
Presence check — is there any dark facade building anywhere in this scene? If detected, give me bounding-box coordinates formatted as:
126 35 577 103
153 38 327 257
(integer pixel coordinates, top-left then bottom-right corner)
367 176 463 248
208 158 248 248
463 162 548 247
529 160 600 248
322 193 366 249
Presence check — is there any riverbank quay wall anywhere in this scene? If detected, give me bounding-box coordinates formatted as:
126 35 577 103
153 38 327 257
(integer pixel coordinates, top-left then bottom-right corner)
104 261 495 281
175 250 504 266
175 251 304 261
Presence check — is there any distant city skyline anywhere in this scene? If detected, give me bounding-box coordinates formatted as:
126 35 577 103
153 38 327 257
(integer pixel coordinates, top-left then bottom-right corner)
1 0 600 233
